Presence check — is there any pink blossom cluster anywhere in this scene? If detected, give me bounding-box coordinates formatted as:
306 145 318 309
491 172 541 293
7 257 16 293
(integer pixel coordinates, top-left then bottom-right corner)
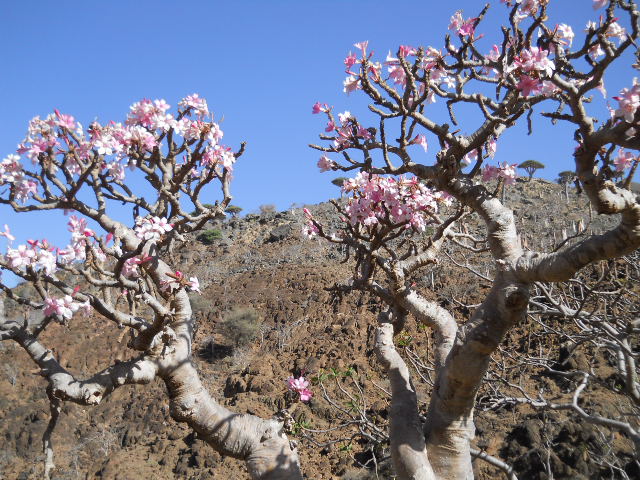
5 240 57 276
159 270 201 293
121 255 153 279
3 95 232 205
448 10 477 37
613 148 637 171
43 295 90 321
613 80 639 123
342 42 370 94
134 216 173 242
500 0 545 24
0 154 37 202
286 375 313 402
302 208 320 239
333 172 442 232
482 163 518 185
510 47 557 97
55 215 106 264
317 111 373 150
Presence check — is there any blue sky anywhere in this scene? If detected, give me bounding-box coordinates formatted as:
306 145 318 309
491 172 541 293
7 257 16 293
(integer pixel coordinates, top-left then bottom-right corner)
0 1 636 265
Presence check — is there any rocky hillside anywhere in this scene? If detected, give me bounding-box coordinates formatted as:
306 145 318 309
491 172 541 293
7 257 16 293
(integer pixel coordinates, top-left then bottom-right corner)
0 179 637 480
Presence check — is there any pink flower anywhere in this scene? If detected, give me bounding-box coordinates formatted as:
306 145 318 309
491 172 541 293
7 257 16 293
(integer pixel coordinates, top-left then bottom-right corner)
449 11 477 37
411 134 428 153
312 102 327 114
325 120 336 132
298 389 313 402
482 165 500 182
43 295 79 320
514 47 554 77
540 80 559 97
357 126 372 140
54 110 76 130
287 375 313 402
593 0 608 9
134 216 173 242
606 22 626 44
344 52 358 72
188 277 201 293
589 43 605 60
613 148 635 171
482 163 518 184
613 81 640 123
556 24 575 47
516 75 543 97
353 41 369 55
398 45 416 58
487 137 498 158
179 94 209 117
338 111 353 124
302 223 319 239
5 244 36 269
343 75 361 95
0 224 15 243
317 156 336 173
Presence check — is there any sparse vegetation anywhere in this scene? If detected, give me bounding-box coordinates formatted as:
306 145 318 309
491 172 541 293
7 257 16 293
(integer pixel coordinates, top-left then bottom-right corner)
196 228 222 244
259 204 276 215
218 307 262 348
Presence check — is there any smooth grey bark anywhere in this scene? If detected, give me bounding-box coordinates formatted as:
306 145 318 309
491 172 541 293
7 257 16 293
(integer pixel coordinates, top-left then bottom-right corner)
375 309 436 480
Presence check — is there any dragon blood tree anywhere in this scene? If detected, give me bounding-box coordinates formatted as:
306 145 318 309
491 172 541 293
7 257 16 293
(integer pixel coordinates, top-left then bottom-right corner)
308 1 640 478
0 96 302 479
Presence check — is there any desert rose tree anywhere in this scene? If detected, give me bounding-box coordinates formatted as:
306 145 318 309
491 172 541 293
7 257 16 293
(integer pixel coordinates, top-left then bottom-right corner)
308 0 640 478
0 96 302 479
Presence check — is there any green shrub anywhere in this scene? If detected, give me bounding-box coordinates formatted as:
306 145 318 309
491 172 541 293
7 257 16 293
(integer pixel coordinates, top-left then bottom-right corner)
225 205 243 217
196 228 222 244
218 307 261 348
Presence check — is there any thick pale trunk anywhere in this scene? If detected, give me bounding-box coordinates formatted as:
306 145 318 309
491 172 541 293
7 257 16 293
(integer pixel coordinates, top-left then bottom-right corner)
162 360 302 480
424 272 529 480
375 312 436 480
159 295 303 480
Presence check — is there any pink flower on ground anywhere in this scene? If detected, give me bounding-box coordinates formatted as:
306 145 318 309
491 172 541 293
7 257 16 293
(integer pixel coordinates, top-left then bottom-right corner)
287 375 313 402
188 277 201 293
